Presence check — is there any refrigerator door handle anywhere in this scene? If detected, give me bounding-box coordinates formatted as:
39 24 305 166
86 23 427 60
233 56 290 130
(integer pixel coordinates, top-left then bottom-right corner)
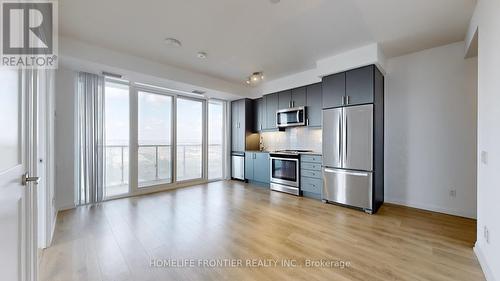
324 168 369 177
345 111 348 162
342 109 347 167
338 110 342 166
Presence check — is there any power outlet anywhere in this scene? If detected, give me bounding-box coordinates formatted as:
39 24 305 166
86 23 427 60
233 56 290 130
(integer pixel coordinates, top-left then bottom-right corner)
449 189 457 198
481 151 488 165
484 226 490 244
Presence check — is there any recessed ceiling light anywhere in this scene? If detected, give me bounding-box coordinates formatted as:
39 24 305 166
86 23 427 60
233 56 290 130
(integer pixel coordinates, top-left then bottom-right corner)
269 0 280 4
164 38 182 47
197 51 208 59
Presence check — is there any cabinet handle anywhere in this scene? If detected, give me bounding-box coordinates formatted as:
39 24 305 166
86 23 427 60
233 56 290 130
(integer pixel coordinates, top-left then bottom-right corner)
292 101 295 107
346 95 350 105
306 118 309 126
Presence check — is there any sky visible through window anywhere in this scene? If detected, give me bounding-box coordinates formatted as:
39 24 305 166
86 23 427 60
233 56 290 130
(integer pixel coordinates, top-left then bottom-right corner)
138 91 172 145
105 82 129 146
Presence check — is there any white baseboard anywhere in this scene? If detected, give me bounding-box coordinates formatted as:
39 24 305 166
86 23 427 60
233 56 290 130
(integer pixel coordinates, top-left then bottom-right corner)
49 211 58 247
474 243 496 281
385 198 476 219
56 204 75 211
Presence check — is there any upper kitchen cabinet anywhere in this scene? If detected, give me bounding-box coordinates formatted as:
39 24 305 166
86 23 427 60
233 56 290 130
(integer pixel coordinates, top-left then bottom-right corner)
277 88 307 109
278 90 292 109
306 83 322 127
231 100 240 151
291 87 307 108
231 99 255 152
345 65 374 105
322 65 379 108
322 72 345 108
253 97 265 132
264 93 279 130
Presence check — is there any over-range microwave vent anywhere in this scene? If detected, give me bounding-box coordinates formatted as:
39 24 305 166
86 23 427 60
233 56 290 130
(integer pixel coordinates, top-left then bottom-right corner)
277 106 306 128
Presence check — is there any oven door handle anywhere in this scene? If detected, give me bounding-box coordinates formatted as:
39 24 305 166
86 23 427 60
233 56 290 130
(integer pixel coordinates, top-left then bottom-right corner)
270 157 299 162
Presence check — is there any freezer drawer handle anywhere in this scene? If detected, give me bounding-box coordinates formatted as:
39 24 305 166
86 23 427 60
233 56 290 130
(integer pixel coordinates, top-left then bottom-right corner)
324 168 368 177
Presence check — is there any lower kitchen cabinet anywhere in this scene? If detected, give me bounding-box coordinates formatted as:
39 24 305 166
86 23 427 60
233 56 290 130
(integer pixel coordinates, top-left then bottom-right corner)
300 154 323 199
245 152 270 184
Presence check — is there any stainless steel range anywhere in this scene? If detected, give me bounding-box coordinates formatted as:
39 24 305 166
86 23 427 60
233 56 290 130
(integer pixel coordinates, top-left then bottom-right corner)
269 150 312 196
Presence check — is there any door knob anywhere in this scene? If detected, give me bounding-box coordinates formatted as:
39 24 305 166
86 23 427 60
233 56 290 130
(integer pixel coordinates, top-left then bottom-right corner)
22 173 40 186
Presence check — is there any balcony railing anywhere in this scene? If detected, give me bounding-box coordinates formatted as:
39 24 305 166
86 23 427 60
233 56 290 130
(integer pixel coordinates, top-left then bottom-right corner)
104 144 223 194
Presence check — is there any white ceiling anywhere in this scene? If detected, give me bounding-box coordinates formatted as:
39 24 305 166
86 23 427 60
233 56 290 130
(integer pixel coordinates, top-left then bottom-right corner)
59 0 476 85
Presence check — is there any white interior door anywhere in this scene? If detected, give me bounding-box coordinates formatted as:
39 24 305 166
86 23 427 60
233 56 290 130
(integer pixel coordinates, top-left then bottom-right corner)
0 69 38 281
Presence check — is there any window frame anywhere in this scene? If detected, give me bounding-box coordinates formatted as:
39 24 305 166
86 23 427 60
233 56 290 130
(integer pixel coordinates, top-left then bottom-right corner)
99 79 227 201
207 99 226 181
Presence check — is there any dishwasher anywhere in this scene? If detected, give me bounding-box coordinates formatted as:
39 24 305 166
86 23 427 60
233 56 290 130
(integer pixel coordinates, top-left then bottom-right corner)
231 152 245 180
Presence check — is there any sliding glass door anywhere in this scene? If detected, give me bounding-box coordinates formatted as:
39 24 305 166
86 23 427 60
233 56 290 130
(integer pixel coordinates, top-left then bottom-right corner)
208 100 224 180
101 82 226 198
104 81 130 198
137 91 173 187
176 98 203 181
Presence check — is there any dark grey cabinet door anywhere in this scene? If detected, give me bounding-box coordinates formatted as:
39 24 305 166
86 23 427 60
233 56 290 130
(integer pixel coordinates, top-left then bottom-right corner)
306 83 322 127
237 100 246 151
231 101 239 152
291 87 306 108
278 90 292 109
254 98 264 132
264 93 279 129
322 72 345 109
346 65 374 105
244 153 254 180
254 153 270 183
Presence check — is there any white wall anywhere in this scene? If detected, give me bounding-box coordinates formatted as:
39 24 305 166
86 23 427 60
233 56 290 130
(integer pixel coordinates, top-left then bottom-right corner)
385 41 477 219
258 43 386 96
54 66 77 210
468 1 500 280
60 37 247 100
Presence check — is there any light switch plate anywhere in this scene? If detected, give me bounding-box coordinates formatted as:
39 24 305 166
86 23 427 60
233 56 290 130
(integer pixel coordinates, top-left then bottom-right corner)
481 151 488 165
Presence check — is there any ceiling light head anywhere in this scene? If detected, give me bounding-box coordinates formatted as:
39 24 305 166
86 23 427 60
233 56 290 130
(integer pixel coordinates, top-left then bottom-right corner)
246 72 264 86
270 0 280 4
197 51 208 59
164 37 182 47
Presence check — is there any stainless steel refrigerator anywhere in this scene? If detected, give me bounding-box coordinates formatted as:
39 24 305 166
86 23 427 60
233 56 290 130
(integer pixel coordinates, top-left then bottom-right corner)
322 104 375 213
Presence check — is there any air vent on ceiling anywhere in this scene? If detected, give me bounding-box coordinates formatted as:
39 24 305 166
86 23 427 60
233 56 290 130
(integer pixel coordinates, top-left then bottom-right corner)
191 90 206 95
102 71 123 79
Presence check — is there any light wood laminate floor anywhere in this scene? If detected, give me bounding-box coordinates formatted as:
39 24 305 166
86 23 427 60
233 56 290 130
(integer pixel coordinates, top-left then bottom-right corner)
41 180 484 281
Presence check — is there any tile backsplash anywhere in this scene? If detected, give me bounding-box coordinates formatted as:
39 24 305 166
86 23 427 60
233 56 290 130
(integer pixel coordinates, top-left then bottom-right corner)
260 127 322 153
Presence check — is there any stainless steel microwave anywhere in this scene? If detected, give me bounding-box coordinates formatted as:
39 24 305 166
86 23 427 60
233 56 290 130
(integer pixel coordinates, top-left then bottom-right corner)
276 106 306 128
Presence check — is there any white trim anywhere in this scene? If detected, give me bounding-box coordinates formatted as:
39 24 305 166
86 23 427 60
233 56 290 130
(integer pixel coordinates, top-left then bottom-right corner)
49 210 57 247
385 198 476 219
474 243 496 281
67 179 217 208
56 204 76 212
